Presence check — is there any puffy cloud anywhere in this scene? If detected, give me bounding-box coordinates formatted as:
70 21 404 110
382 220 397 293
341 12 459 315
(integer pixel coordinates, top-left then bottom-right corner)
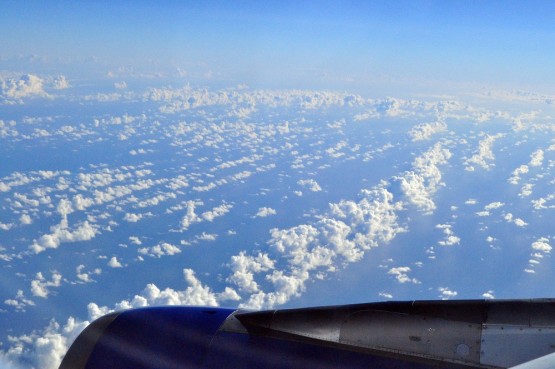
19 214 32 225
196 232 217 241
409 121 447 141
532 238 552 253
178 201 231 231
180 200 201 230
128 236 142 245
3 316 89 369
86 269 226 319
436 224 460 246
0 222 13 231
0 119 18 138
201 203 232 222
508 165 529 184
72 194 94 211
298 179 322 192
30 272 62 298
76 265 101 283
56 199 73 218
1 74 48 101
4 290 35 312
397 143 451 214
438 287 458 300
476 202 504 217
107 256 123 268
529 149 544 167
138 242 181 258
227 252 275 293
379 292 393 299
485 202 504 210
239 184 405 309
52 75 70 90
387 267 420 284
525 237 552 273
255 207 277 217
504 213 528 227
123 212 142 222
464 133 504 171
30 221 98 254
519 183 534 197
482 290 495 299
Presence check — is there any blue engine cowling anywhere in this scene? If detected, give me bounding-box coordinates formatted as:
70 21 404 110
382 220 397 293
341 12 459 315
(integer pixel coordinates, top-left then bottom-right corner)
61 300 555 368
59 305 436 369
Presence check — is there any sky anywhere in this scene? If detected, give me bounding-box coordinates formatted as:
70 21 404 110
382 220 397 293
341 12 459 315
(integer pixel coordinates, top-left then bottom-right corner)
2 1 555 93
3 2 555 369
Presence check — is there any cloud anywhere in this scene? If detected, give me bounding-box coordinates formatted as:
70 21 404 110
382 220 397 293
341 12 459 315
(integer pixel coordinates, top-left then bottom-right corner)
19 214 32 225
409 120 447 141
436 224 460 246
529 149 544 167
52 75 70 90
107 256 123 268
397 143 451 214
227 252 275 293
508 165 529 184
438 287 458 300
484 202 504 210
509 149 544 184
482 290 495 299
88 268 232 318
519 183 534 197
0 120 18 138
128 236 142 245
196 232 217 241
387 266 420 284
3 316 89 369
123 212 142 222
238 184 405 309
524 237 552 273
201 203 233 222
531 238 552 253
298 179 322 192
503 213 528 227
255 207 277 218
476 201 505 217
76 265 101 283
464 133 504 171
4 290 35 312
30 221 98 254
30 272 62 298
138 242 181 258
180 200 201 230
1 74 48 101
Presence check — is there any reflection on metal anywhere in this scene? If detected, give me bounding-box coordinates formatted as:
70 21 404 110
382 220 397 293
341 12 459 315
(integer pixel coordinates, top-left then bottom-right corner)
340 310 481 365
481 326 555 368
236 299 555 368
219 309 250 334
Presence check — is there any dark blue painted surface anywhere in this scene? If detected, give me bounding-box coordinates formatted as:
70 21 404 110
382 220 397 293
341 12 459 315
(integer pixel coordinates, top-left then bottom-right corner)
206 331 435 369
76 306 450 368
84 306 234 369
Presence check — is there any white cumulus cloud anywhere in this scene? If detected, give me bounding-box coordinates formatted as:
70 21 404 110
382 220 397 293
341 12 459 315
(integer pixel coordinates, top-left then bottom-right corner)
255 207 277 217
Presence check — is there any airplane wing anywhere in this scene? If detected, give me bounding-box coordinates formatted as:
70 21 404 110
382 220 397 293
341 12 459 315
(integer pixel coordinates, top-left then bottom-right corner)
59 299 555 369
509 352 555 369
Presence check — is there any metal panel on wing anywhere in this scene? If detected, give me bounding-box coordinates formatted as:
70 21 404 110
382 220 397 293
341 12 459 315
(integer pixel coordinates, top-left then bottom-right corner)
339 309 482 365
480 325 555 368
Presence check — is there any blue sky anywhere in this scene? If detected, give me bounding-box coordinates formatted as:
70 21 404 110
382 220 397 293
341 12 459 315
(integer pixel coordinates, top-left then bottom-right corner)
4 4 555 368
2 1 555 93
